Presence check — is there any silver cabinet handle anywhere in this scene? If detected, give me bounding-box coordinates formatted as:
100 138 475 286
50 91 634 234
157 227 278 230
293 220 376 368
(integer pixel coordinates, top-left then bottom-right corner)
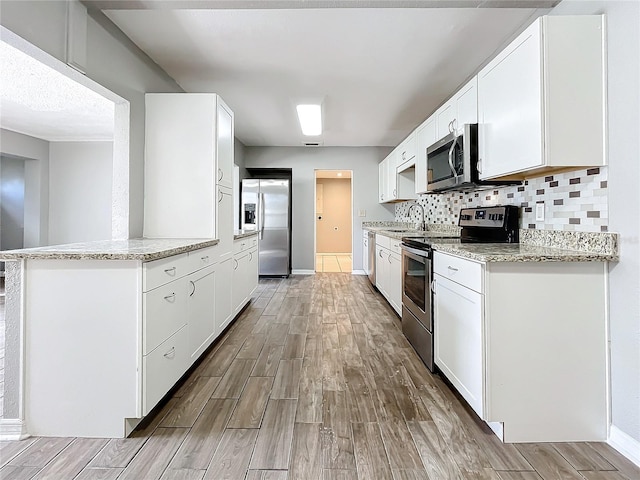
163 293 176 302
164 347 176 359
218 168 223 181
477 158 483 174
233 258 238 270
201 255 209 261
388 253 392 263
447 266 459 272
379 250 383 258
218 190 223 203
402 151 406 161
431 279 436 294
393 188 397 197
164 267 176 276
189 280 196 297
249 252 253 261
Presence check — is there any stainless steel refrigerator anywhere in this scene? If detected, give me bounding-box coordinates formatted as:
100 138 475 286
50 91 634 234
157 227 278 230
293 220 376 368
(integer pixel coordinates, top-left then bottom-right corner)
241 179 291 276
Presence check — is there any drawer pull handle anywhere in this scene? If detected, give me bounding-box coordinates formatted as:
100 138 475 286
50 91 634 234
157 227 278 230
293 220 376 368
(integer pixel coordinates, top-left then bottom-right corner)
189 281 196 297
218 168 223 181
164 293 176 302
201 255 209 261
164 347 176 359
249 252 253 261
447 266 459 272
233 258 238 270
164 267 176 276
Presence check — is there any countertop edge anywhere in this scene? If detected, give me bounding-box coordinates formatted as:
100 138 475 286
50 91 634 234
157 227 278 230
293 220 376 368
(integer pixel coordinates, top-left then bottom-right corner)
0 239 220 261
233 231 259 240
432 244 617 263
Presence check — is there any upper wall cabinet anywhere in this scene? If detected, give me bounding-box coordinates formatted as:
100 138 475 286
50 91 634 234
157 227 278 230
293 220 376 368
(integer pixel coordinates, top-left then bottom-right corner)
435 77 478 139
144 93 235 239
397 131 417 171
379 148 417 204
477 16 606 180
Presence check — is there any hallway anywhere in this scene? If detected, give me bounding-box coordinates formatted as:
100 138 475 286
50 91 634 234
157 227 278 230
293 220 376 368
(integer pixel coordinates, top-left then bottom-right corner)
0 274 637 480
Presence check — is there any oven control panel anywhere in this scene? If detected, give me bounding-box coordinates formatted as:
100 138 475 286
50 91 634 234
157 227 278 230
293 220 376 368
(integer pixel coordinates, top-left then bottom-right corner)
459 206 518 228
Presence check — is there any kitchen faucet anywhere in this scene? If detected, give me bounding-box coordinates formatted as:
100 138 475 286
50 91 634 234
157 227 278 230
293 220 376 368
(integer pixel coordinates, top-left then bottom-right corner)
409 202 426 231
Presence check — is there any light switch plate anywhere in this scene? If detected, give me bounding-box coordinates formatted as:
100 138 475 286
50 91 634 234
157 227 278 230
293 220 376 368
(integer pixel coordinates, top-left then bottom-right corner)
358 209 366 217
536 202 545 222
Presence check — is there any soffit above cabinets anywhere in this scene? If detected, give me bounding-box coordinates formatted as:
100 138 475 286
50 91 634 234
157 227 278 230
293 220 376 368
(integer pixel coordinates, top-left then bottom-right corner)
101 3 553 147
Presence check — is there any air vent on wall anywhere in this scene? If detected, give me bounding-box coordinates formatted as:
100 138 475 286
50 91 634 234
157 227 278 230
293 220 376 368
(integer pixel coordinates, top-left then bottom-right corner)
302 141 323 147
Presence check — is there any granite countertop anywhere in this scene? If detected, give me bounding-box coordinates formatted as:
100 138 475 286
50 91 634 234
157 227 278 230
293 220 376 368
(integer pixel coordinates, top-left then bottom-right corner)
234 230 259 240
0 238 219 261
431 241 617 262
363 225 461 241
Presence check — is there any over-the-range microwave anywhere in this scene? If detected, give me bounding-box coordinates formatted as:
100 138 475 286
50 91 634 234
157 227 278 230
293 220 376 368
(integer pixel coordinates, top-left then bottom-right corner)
426 124 519 192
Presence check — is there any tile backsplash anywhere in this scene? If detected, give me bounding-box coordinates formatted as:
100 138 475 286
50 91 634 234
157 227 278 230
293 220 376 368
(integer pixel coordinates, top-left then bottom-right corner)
395 167 608 232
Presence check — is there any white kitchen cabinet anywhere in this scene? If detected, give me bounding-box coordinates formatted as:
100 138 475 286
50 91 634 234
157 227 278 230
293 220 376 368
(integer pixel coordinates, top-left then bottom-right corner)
217 187 234 260
375 234 401 316
433 273 484 416
247 247 259 298
378 150 417 204
435 77 478 139
396 131 417 170
415 115 437 194
144 93 235 238
186 265 216 361
232 250 250 313
362 231 369 275
477 15 605 179
23 244 229 437
433 250 608 442
216 257 234 333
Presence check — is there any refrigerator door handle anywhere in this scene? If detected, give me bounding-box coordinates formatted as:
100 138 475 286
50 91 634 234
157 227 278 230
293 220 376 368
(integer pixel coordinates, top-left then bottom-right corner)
259 192 265 240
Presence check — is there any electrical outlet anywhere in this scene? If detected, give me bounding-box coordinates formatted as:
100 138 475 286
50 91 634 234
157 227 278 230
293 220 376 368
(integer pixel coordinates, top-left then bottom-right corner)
536 202 545 222
358 209 366 217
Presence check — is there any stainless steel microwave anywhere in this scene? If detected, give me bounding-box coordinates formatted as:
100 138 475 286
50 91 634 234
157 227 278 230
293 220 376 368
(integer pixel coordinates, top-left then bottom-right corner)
426 123 520 192
426 123 478 192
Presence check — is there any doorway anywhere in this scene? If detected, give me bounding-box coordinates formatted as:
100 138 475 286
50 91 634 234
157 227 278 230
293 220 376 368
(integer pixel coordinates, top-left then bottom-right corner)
315 170 352 273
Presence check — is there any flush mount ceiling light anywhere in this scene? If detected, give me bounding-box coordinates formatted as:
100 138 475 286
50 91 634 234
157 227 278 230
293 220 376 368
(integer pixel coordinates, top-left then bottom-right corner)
296 104 322 136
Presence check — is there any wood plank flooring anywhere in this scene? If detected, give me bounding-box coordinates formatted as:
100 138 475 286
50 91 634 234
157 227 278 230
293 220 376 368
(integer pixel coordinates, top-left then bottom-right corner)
0 274 638 480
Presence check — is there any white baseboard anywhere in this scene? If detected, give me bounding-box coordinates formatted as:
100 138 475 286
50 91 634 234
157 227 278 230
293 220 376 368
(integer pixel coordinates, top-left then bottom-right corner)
292 269 315 275
0 419 29 440
351 270 366 275
609 424 640 467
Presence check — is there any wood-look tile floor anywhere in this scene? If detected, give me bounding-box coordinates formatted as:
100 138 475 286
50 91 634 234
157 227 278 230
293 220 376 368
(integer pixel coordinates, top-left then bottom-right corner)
1 274 639 480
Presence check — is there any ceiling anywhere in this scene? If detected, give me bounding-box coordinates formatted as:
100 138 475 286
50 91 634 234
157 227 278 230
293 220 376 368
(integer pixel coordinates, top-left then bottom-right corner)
101 1 554 147
0 40 114 142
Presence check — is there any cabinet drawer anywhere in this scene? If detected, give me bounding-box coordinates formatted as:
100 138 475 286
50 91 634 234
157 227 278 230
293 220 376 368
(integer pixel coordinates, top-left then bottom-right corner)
143 253 189 292
143 325 189 415
375 234 390 249
187 246 218 273
233 235 257 254
434 252 483 293
143 278 188 355
389 238 402 255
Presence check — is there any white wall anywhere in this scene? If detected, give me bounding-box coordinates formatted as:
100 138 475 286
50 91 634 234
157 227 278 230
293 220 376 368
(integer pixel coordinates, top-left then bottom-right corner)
48 142 113 244
245 147 394 272
550 0 640 449
0 129 49 247
0 1 184 237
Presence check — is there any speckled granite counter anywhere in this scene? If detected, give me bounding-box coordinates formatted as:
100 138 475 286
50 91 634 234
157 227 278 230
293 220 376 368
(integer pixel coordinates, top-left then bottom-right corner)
0 238 219 261
234 230 259 240
432 241 617 262
362 224 461 241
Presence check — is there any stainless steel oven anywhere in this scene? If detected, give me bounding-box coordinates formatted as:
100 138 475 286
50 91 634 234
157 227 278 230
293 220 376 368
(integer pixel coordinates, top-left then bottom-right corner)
401 244 434 371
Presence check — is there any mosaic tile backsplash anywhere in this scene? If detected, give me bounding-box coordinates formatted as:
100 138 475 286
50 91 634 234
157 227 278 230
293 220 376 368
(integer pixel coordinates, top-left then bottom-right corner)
395 167 608 233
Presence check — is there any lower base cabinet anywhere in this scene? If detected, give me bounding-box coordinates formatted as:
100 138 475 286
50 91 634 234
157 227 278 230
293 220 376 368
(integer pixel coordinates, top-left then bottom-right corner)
187 265 217 362
375 233 402 316
433 251 608 442
233 237 259 316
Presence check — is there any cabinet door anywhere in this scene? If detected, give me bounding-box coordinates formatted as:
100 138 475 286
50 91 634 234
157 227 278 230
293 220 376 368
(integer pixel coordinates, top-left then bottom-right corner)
216 257 234 333
434 274 484 417
217 187 234 260
216 99 234 189
187 265 216 360
362 236 369 275
386 151 398 201
375 245 387 294
247 248 259 300
388 252 402 316
478 22 543 179
454 78 478 135
436 101 455 140
415 117 437 194
232 252 250 314
378 160 387 203
397 133 417 168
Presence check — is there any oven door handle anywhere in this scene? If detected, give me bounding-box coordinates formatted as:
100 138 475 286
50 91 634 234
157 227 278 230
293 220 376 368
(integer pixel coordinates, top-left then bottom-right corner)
401 245 430 259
